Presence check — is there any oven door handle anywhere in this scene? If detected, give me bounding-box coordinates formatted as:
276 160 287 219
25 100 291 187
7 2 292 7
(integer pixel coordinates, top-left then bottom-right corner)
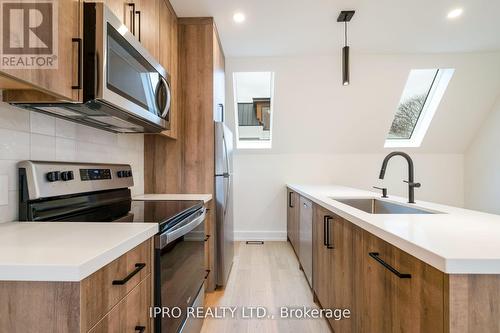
160 208 206 248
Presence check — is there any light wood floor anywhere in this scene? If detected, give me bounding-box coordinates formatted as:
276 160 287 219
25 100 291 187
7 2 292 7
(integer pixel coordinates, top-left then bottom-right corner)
201 241 331 333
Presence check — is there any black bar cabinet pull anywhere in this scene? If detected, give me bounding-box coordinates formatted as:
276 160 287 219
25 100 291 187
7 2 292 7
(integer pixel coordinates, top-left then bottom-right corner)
288 192 293 208
128 3 136 35
204 234 210 242
326 216 334 249
323 216 328 246
71 38 82 89
135 10 141 41
135 326 146 333
369 252 411 279
112 263 146 285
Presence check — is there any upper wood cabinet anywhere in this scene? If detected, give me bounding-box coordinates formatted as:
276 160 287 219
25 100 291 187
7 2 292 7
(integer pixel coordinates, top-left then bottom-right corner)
158 0 179 138
287 189 300 255
0 0 82 102
104 0 159 59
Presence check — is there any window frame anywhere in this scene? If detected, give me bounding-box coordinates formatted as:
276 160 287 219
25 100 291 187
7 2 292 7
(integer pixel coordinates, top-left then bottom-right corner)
233 72 275 150
384 68 455 148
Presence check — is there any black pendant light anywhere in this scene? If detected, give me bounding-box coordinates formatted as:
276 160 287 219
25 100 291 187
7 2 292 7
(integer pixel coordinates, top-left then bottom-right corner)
337 10 355 86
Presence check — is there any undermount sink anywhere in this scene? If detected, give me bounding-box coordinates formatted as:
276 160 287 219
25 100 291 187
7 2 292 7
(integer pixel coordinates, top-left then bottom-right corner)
332 198 441 215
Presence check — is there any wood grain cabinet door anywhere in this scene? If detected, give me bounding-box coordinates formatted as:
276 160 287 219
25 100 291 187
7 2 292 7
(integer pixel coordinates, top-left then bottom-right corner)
328 215 354 333
312 203 332 309
0 0 82 101
158 0 178 138
105 0 159 59
287 189 300 254
391 246 445 333
355 229 445 333
356 230 395 333
135 0 159 59
88 277 151 333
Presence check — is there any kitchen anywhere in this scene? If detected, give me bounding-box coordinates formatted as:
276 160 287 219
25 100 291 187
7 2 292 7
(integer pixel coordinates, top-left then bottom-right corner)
0 0 500 332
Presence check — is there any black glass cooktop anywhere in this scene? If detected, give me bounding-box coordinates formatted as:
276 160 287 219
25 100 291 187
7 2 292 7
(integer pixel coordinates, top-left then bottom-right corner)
125 200 204 230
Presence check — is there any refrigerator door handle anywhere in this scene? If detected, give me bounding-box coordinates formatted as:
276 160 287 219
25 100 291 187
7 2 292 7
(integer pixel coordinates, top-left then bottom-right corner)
224 175 231 218
223 133 230 175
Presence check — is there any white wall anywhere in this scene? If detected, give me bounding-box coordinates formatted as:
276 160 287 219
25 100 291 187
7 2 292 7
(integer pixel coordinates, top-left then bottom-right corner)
0 102 144 223
465 96 500 214
224 53 500 240
233 153 463 240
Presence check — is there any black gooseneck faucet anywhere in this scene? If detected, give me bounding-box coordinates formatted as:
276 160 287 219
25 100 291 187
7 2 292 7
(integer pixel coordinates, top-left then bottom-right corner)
379 151 421 204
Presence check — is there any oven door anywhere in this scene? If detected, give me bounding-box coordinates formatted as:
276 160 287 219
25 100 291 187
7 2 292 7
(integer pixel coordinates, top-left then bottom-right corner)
155 208 207 333
85 3 171 130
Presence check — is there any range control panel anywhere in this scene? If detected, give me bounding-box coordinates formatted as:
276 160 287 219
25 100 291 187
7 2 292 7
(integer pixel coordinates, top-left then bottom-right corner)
19 161 134 200
80 168 112 181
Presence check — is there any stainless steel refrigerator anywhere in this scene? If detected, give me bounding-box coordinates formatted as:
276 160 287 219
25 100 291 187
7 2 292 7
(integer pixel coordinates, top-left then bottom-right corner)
215 121 234 287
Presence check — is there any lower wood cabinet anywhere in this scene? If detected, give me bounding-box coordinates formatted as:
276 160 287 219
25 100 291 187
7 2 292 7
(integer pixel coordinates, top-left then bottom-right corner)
0 239 153 333
89 277 151 333
312 204 354 333
293 197 500 333
286 188 300 255
354 228 445 333
311 206 445 333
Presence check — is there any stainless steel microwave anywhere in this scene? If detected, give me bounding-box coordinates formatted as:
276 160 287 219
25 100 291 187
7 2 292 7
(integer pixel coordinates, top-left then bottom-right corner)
14 3 171 133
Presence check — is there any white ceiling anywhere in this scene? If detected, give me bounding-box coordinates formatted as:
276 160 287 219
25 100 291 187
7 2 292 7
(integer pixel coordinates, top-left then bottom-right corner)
170 0 500 57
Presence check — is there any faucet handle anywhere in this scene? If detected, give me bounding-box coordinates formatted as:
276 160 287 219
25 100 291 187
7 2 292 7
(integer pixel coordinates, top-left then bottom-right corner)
373 186 388 198
403 180 421 188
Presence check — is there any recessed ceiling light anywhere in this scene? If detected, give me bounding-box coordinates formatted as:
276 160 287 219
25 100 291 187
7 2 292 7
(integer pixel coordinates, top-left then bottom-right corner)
447 8 463 19
233 12 246 23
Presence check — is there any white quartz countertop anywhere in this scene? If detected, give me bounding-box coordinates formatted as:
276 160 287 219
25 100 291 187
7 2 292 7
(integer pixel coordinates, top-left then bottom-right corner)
288 184 500 274
0 222 158 282
133 193 212 204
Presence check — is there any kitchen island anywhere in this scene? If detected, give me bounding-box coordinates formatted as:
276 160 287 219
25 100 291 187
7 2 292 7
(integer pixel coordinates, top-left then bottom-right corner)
287 184 500 333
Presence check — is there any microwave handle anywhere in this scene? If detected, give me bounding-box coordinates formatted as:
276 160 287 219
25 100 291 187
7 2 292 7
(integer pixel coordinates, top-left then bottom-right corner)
157 77 171 119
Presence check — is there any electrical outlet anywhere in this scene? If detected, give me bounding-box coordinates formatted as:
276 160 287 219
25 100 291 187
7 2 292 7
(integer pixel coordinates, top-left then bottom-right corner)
0 175 8 206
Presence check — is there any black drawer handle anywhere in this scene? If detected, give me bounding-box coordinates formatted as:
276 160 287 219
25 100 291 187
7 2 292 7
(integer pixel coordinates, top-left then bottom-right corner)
369 252 411 279
323 216 328 246
326 216 334 249
288 191 294 208
135 326 146 333
112 263 146 285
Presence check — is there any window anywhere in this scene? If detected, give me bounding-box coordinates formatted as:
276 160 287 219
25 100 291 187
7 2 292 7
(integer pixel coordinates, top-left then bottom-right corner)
385 68 454 148
233 72 274 149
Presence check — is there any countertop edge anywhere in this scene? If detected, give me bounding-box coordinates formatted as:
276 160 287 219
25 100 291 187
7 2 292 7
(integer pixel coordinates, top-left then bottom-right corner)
0 224 158 282
287 184 500 275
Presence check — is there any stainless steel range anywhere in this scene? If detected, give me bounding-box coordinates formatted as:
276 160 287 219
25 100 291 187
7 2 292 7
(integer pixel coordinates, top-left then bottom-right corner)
18 161 207 333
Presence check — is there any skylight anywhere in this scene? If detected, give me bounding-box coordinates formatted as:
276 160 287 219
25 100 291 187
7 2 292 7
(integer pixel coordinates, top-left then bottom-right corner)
385 68 454 148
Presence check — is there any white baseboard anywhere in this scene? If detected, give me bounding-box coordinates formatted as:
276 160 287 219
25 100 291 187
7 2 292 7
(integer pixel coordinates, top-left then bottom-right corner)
234 230 287 241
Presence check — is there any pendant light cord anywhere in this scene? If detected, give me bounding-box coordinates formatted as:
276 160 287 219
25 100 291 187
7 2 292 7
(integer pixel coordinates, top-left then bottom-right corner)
344 21 348 47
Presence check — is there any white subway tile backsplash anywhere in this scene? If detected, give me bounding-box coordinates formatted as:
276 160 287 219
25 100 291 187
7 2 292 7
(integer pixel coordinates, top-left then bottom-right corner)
0 129 30 160
0 103 30 132
0 175 8 205
55 119 77 139
30 112 56 136
0 104 144 222
0 191 18 222
55 138 77 161
30 134 56 161
0 160 19 191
